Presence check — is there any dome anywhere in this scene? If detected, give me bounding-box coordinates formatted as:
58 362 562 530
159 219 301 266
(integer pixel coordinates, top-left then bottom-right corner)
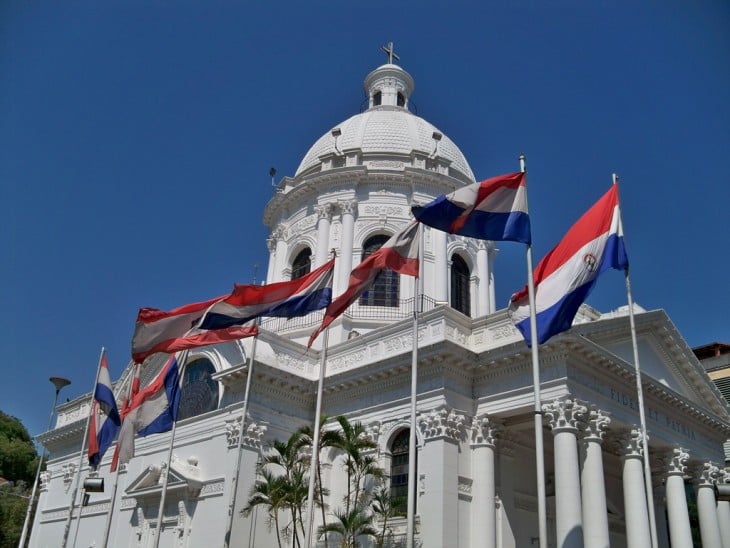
295 63 475 182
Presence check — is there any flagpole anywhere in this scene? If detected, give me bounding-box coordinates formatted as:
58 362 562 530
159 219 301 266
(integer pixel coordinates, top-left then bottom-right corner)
613 173 658 548
61 347 106 548
520 155 548 548
223 333 259 548
153 350 188 548
405 223 422 548
305 328 330 548
101 362 138 548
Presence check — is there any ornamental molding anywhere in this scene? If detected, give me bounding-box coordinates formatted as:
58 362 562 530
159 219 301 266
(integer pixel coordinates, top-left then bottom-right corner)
289 214 317 236
314 202 334 220
660 447 690 476
543 398 588 433
39 471 50 491
471 415 502 447
579 407 611 443
224 414 267 450
693 462 721 487
418 406 468 443
63 463 76 484
458 476 473 501
338 199 358 215
608 427 645 459
199 480 225 497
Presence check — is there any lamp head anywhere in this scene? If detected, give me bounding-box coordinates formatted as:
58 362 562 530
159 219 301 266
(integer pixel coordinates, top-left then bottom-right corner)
49 377 71 392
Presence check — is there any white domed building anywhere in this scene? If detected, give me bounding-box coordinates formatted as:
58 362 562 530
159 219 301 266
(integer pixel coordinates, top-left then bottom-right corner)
31 56 730 548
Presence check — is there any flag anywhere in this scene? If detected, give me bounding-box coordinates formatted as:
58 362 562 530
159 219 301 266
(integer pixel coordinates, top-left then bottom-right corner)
508 185 628 346
131 296 258 363
308 221 420 346
199 258 335 330
111 355 181 472
411 171 531 244
87 353 121 469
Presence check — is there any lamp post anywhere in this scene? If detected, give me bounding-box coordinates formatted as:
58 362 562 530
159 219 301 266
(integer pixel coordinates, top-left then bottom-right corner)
18 376 71 548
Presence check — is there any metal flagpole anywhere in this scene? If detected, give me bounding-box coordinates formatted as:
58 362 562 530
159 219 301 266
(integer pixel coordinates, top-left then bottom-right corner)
61 347 106 548
520 155 548 548
405 223 422 548
613 173 658 548
19 376 71 548
101 362 139 548
153 350 188 548
223 332 259 548
305 328 330 548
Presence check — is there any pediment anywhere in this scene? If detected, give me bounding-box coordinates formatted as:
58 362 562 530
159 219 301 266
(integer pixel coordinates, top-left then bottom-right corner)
573 309 730 419
125 455 203 500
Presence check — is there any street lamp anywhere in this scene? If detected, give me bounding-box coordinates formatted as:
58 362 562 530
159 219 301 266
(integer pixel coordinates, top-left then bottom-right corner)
18 376 71 548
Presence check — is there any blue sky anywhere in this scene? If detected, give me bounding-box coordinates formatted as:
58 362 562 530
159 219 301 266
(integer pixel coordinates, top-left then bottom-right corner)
2 1 728 438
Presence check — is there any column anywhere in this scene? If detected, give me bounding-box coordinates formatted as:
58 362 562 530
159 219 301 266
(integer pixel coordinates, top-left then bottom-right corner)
476 242 489 316
418 406 467 547
433 229 448 303
487 244 497 314
272 226 287 283
265 237 276 283
336 200 356 297
615 428 651 548
314 203 333 268
578 407 610 548
663 448 693 548
717 470 730 548
695 462 723 548
471 415 501 548
543 399 586 548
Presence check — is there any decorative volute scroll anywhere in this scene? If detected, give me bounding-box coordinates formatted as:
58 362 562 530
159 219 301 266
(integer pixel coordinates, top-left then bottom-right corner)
418 406 468 442
224 414 267 450
578 406 611 443
694 461 721 488
470 415 502 448
542 398 588 434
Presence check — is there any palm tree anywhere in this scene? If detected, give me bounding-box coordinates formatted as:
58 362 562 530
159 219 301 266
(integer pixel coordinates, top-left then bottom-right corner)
298 415 344 548
349 454 385 510
242 467 288 548
333 416 378 513
370 484 405 548
320 505 378 548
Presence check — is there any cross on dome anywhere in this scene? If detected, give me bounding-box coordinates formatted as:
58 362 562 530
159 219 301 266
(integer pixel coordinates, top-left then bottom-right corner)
380 42 400 64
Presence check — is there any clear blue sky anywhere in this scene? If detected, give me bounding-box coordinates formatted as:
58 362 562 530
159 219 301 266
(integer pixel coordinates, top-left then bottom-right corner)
2 1 728 438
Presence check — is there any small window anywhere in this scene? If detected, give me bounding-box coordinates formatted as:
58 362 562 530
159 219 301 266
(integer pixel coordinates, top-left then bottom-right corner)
360 235 399 307
397 92 405 107
451 255 471 317
292 248 312 280
177 359 218 420
373 91 382 106
390 429 412 512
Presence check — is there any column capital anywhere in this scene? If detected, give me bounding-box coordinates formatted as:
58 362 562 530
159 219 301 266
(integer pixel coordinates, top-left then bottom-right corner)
418 406 468 443
609 427 645 460
579 406 611 443
659 447 690 477
470 415 502 448
266 238 276 252
338 199 358 215
693 462 721 488
543 398 588 434
315 202 334 220
271 225 287 241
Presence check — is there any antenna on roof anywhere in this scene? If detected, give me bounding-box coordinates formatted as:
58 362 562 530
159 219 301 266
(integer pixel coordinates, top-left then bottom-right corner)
269 167 277 187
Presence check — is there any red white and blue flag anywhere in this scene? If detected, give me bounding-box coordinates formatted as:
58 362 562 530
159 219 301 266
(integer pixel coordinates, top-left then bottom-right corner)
111 354 181 471
87 352 121 469
508 185 628 346
308 222 420 347
199 258 335 330
131 297 259 363
412 172 531 244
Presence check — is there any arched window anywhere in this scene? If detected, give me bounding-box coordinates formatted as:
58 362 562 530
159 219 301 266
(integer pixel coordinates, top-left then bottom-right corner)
451 254 471 317
177 359 218 421
360 234 399 307
291 248 312 280
373 91 382 106
390 429 411 512
397 92 405 107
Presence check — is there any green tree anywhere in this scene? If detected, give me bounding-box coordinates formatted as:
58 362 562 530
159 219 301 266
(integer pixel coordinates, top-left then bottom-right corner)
298 415 344 548
320 505 377 548
0 411 40 548
370 483 405 548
